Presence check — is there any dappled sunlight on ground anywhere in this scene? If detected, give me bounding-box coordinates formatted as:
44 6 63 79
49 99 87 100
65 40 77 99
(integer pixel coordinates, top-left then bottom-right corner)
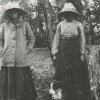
29 48 55 100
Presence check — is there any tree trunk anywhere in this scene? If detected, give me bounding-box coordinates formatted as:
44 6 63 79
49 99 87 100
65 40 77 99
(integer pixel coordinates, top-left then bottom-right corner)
46 1 53 49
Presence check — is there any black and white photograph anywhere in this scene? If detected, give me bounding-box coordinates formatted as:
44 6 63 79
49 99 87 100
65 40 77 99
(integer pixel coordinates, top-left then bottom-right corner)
0 0 99 100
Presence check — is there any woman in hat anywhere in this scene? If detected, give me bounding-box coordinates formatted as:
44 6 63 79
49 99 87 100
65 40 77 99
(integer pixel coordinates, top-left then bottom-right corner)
0 2 37 100
52 3 91 100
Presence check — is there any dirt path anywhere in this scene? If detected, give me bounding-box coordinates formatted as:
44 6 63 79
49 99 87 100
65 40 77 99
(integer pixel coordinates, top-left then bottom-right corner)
29 48 55 100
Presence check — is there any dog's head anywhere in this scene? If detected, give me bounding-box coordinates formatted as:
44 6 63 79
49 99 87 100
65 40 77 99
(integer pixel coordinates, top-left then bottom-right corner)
49 82 62 100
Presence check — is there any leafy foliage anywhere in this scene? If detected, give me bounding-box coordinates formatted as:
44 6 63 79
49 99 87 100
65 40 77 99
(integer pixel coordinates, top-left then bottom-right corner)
82 0 100 44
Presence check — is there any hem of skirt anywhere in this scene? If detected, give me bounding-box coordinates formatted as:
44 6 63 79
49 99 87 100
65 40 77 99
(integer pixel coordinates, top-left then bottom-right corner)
1 63 31 67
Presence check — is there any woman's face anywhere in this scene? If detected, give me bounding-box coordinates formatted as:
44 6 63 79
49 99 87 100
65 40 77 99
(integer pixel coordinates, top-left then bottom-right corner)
67 16 73 21
12 12 19 20
63 13 74 22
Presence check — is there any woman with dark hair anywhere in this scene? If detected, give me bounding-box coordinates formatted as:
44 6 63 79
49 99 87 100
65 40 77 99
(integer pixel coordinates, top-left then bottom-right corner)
52 3 91 100
0 2 37 100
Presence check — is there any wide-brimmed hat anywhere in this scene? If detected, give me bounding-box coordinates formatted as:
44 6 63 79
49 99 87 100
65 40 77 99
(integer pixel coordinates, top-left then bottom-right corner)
58 3 81 17
3 1 26 19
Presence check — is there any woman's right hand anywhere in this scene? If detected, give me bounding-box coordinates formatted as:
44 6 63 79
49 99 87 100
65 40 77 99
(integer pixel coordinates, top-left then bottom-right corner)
52 54 57 61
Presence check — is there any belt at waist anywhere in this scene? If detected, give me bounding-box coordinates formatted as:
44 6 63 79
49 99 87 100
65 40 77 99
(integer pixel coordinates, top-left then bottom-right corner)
61 35 78 39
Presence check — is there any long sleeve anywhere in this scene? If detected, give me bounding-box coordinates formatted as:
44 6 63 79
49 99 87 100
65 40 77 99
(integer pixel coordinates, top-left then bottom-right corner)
78 23 85 54
26 22 35 49
52 23 61 55
0 23 4 56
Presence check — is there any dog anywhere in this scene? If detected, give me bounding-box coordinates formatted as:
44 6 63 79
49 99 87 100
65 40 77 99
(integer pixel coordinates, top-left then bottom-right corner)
49 82 62 100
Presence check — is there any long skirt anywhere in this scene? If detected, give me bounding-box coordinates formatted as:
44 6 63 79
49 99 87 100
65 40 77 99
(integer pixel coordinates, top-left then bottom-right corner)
0 66 37 100
54 37 91 100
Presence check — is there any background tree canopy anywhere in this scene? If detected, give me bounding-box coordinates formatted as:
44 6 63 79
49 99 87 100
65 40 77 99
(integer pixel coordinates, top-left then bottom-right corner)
1 0 100 47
